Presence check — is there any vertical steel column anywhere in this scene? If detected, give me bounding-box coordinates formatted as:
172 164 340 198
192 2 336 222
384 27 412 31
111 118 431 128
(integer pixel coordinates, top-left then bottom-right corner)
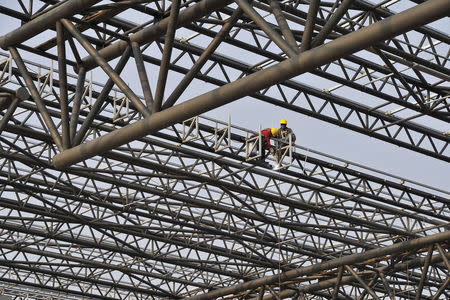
60 19 151 118
311 0 356 47
269 0 297 49
70 66 86 143
131 42 154 109
73 47 132 146
153 0 181 112
162 8 243 109
234 0 297 57
0 0 100 49
300 0 320 52
56 21 70 149
9 47 64 151
52 0 450 169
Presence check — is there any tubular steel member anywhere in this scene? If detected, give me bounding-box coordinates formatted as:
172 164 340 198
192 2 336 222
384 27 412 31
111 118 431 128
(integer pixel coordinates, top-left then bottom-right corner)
0 0 100 50
269 0 297 50
186 231 450 300
9 47 64 152
56 21 70 149
72 46 133 146
131 42 154 108
69 66 86 143
81 0 233 71
153 0 181 112
0 93 13 111
52 0 450 169
300 0 320 52
0 87 29 134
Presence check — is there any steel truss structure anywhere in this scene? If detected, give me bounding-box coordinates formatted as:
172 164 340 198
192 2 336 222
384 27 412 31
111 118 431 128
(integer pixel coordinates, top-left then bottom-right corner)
0 0 449 299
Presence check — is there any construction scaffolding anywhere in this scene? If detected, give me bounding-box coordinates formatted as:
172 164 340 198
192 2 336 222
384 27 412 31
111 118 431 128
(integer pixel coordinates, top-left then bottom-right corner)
0 0 449 299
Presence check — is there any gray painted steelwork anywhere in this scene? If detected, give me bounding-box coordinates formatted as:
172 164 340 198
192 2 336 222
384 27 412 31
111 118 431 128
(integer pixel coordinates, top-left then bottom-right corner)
0 0 448 299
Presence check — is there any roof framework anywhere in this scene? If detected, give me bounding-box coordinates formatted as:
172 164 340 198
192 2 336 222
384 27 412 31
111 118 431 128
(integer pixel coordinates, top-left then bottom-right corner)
0 0 448 299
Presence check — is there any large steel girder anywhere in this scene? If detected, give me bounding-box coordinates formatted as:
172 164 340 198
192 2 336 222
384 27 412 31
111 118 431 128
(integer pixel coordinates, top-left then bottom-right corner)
51 0 450 168
0 0 101 50
3 29 449 163
58 27 450 162
1 235 449 300
231 250 450 300
120 7 450 158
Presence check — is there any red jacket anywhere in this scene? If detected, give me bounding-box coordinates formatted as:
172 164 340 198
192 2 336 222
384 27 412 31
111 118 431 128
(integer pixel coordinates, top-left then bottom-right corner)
260 128 272 148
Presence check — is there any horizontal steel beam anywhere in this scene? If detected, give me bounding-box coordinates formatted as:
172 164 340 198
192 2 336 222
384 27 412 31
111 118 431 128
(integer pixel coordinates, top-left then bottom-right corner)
52 0 450 169
186 230 450 299
0 0 100 49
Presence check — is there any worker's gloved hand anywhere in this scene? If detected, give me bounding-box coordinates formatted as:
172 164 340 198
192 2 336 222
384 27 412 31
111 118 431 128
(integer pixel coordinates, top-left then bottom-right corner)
269 147 275 155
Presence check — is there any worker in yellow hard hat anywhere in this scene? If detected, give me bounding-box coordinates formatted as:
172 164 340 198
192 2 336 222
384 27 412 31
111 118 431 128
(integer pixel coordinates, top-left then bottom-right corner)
275 119 296 164
277 118 296 143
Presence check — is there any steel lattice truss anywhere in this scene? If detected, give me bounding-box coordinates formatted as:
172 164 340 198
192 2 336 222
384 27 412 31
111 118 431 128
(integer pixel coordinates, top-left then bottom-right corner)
0 0 449 299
